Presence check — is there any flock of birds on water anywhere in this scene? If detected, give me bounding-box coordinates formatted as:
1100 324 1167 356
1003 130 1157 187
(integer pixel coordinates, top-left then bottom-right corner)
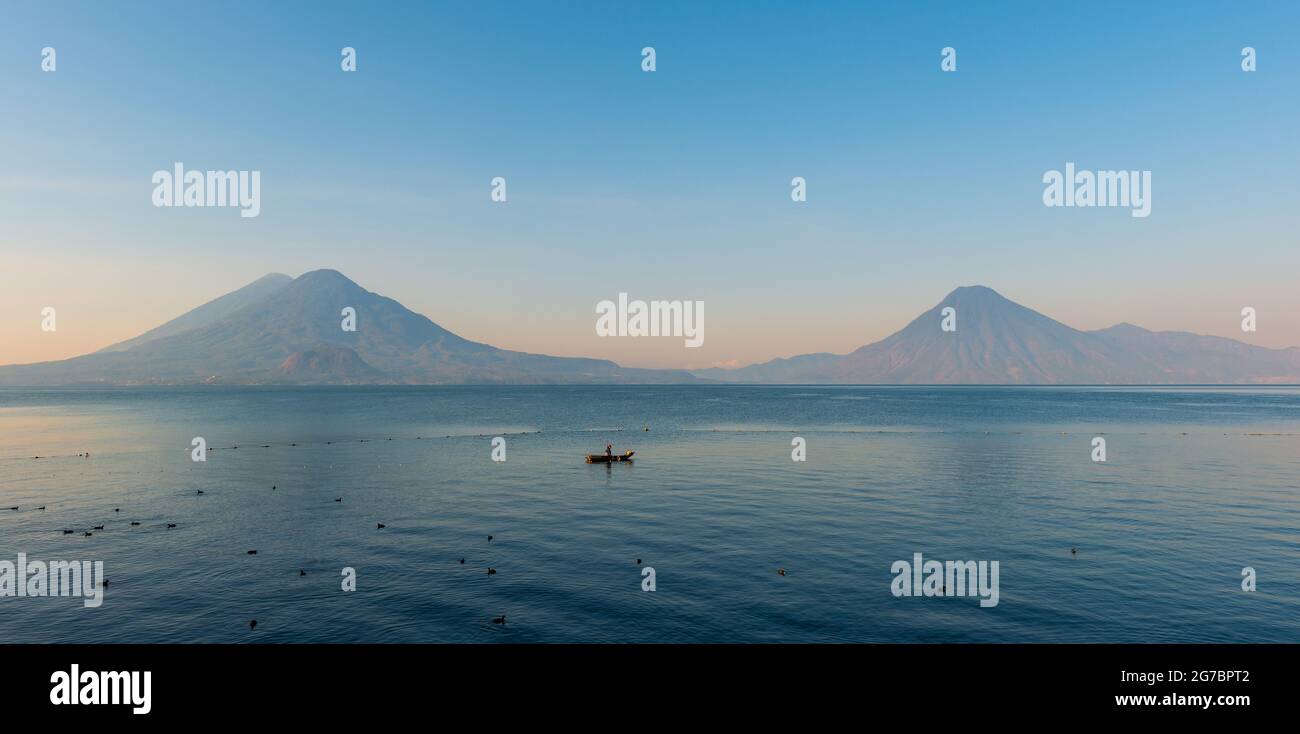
11 483 547 631
11 442 672 634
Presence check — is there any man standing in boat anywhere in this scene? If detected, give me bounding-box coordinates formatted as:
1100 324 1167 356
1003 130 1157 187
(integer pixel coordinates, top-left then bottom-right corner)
605 443 613 459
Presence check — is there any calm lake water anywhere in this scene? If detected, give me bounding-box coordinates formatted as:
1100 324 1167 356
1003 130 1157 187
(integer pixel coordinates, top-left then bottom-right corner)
1 385 1297 643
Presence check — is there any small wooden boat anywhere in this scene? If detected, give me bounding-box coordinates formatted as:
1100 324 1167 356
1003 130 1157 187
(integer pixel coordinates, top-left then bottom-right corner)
586 450 635 463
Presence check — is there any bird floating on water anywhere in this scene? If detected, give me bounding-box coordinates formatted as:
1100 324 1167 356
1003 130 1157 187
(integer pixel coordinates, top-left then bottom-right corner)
249 620 257 631
166 523 177 528
777 568 787 576
487 568 497 575
299 569 306 576
492 615 506 625
377 523 386 529
247 550 257 555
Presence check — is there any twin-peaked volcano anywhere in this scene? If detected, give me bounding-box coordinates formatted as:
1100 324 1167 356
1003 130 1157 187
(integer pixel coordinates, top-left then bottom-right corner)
692 286 1300 384
0 269 696 385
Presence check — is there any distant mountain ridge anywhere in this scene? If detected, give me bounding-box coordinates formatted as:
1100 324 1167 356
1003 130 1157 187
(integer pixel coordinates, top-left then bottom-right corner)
692 286 1300 384
5 278 1297 386
0 269 697 385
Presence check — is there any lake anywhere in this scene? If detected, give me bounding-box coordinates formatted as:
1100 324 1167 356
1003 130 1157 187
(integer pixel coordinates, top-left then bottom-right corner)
1 385 1297 643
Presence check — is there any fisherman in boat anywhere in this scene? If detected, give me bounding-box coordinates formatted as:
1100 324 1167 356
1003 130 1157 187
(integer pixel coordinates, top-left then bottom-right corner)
586 446 633 463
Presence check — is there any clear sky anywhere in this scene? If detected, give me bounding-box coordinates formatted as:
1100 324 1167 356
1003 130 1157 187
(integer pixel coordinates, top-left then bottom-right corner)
2 1 1298 369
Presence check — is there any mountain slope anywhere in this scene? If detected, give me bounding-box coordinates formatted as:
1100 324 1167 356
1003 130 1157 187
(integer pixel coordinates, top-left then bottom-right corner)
1088 322 1300 384
0 269 697 385
695 286 1300 384
97 273 292 353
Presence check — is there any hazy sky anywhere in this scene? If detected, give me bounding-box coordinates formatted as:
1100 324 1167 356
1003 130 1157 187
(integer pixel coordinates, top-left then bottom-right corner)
2 1 1298 369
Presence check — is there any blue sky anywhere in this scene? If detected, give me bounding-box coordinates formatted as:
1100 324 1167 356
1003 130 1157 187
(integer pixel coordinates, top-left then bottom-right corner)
2 1 1298 367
